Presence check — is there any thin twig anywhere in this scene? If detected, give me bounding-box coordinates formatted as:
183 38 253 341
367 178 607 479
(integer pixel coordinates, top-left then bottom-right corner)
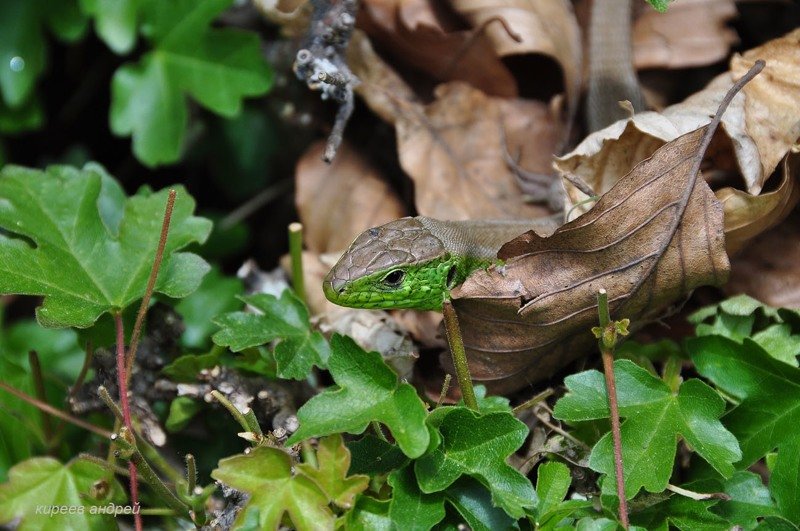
288 222 306 304
125 189 177 377
69 342 94 401
0 381 112 438
28 351 53 445
114 314 142 531
534 411 592 451
667 483 731 501
436 374 452 408
442 300 477 410
443 16 522 80
219 180 292 230
597 289 629 530
512 388 555 415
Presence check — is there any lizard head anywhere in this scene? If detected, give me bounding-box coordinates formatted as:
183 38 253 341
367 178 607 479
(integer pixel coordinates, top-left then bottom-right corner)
323 217 464 311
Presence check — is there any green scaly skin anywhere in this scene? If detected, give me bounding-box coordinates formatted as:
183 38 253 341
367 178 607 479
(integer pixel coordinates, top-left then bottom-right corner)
323 216 558 311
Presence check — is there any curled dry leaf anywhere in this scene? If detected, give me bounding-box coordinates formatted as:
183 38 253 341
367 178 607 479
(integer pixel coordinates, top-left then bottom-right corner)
358 0 518 97
726 153 800 308
450 0 582 112
396 82 561 220
295 140 407 254
558 29 800 203
450 122 731 392
632 0 738 69
253 0 312 38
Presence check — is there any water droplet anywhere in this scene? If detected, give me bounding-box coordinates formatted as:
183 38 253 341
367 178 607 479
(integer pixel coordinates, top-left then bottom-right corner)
9 56 24 72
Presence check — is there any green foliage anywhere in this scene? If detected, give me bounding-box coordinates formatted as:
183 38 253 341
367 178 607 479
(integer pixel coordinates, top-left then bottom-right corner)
296 434 369 509
213 290 330 379
80 0 140 54
109 0 272 166
212 446 335 530
287 335 430 458
645 0 671 13
175 266 243 349
416 407 536 518
0 457 125 530
0 163 212 328
165 396 202 432
347 435 409 476
554 360 741 498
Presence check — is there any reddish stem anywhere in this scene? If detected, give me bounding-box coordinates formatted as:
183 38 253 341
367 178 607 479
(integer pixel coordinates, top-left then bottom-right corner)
601 349 629 530
115 312 142 531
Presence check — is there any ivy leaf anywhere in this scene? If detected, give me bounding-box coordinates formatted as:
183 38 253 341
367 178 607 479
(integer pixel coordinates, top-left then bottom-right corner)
755 516 800 530
630 494 729 530
286 335 430 458
387 466 446 531
175 266 243 349
297 434 369 509
690 336 800 467
0 164 212 328
553 360 741 498
535 461 572 518
415 407 536 518
211 446 335 531
213 290 329 379
165 396 202 432
0 457 125 530
772 435 800 523
710 471 779 527
109 0 272 166
80 0 140 54
340 495 392 531
347 435 409 476
444 476 519 531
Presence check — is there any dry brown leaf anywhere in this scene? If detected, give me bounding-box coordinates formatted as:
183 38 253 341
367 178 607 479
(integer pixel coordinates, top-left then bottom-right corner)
719 153 800 255
726 154 800 308
347 29 419 125
450 123 730 392
253 0 312 38
558 29 800 207
358 0 518 97
632 0 738 69
295 140 407 253
396 82 561 220
450 0 582 111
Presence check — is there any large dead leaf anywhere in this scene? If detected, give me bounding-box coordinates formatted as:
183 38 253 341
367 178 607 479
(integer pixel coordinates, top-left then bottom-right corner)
726 153 800 308
450 118 734 392
358 0 518 97
450 0 582 113
295 140 407 254
558 29 800 205
632 0 738 69
396 82 561 220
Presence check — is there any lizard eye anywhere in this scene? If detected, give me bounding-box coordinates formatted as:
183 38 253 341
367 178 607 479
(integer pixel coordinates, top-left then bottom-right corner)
383 270 405 286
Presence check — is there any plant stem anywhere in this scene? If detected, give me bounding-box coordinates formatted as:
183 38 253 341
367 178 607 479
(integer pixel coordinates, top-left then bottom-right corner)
210 390 253 438
27 351 53 446
125 189 176 378
185 454 197 495
442 300 477 410
512 388 554 414
288 222 306 304
301 440 318 468
112 431 191 517
0 381 111 438
69 342 94 401
436 374 452 408
371 421 388 442
597 289 629 530
114 313 142 531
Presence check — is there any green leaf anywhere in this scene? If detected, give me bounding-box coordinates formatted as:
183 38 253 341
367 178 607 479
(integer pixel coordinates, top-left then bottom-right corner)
387 466 446 531
340 495 392 531
553 360 740 498
0 163 212 328
756 516 800 530
109 0 272 166
297 434 369 510
575 517 618 530
175 266 243 349
771 433 800 522
213 291 329 379
0 94 43 134
630 494 729 530
165 396 202 432
444 476 518 531
0 457 125 530
711 471 778 528
286 335 430 458
161 349 222 382
80 0 140 54
347 435 409 476
535 461 572 517
211 446 335 531
690 336 800 466
752 324 800 366
415 407 536 518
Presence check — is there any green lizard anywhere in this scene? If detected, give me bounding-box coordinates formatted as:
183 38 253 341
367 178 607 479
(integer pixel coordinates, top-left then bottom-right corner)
322 216 559 311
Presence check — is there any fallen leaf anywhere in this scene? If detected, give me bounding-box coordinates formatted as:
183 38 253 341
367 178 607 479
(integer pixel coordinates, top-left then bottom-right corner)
396 82 561 220
632 0 738 69
451 120 731 392
450 0 581 113
558 29 800 204
252 0 311 38
358 0 518 97
295 140 407 253
718 152 800 255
